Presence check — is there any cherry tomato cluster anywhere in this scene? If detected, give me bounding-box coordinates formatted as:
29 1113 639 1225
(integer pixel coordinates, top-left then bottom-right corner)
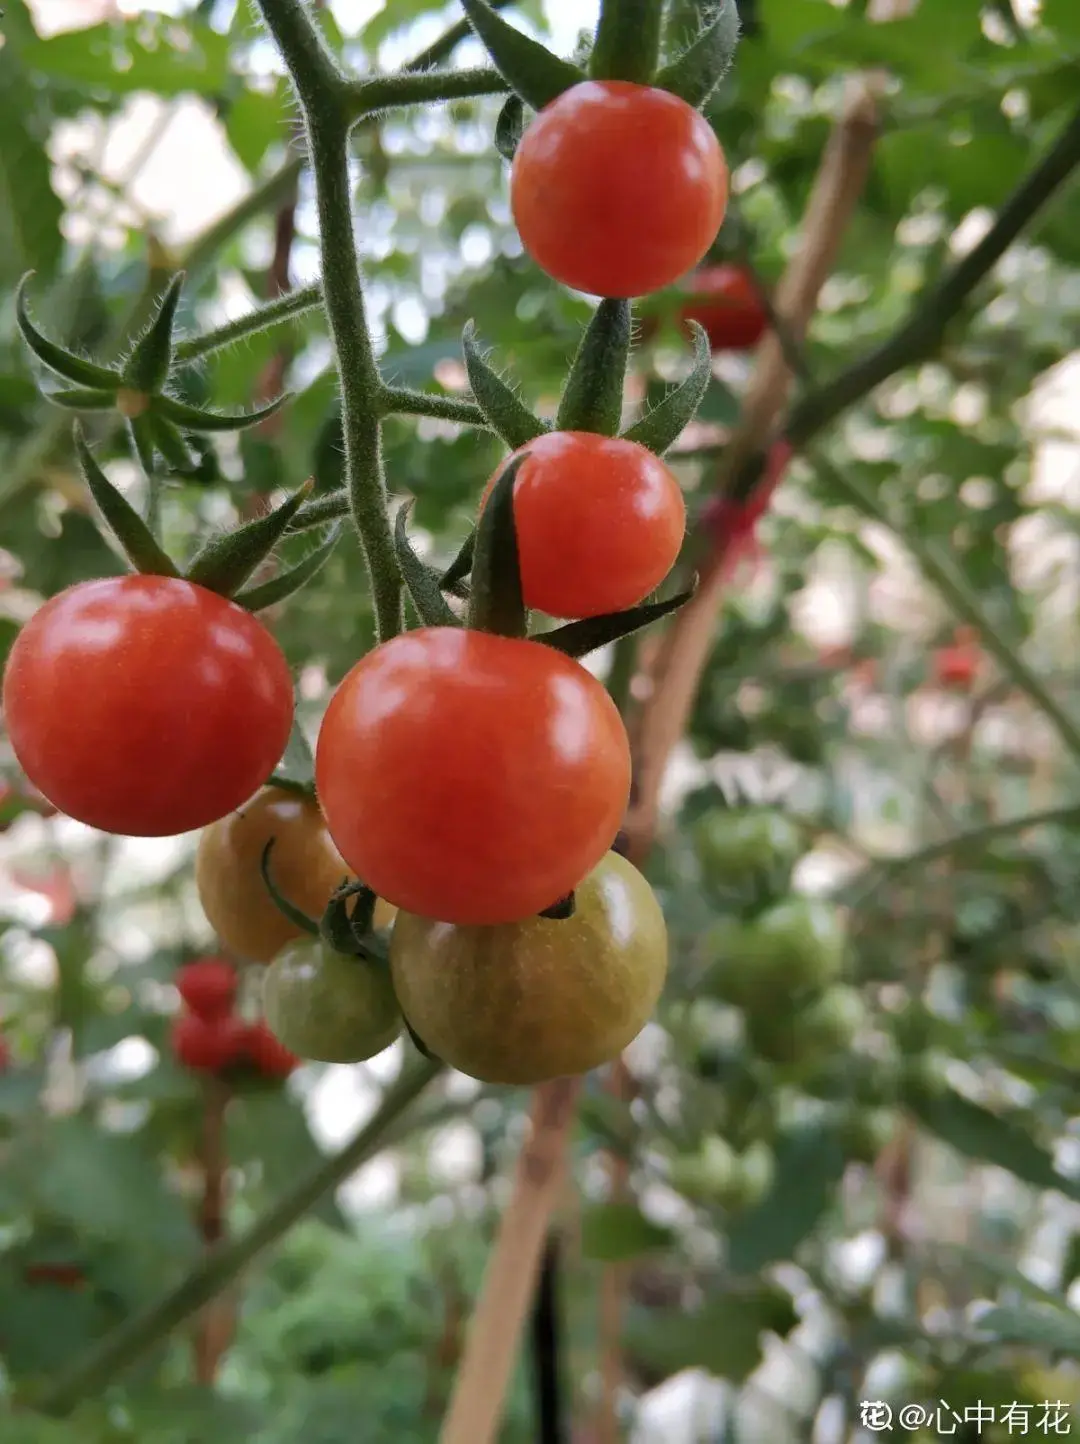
171 957 297 1081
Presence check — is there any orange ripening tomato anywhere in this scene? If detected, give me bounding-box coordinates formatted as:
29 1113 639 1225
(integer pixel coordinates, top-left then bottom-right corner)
1 575 294 837
481 432 686 618
315 628 631 926
511 81 728 298
679 265 769 351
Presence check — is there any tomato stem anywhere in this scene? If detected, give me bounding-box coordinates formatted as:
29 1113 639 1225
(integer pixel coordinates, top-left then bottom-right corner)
589 0 664 86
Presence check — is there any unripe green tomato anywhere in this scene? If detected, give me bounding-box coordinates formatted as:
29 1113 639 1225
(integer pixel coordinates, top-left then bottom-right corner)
748 983 865 1065
744 896 847 991
670 1136 741 1208
389 851 667 1086
694 807 803 887
840 1106 899 1164
262 940 401 1063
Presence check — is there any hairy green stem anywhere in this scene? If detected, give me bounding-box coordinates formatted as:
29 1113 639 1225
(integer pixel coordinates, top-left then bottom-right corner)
175 283 324 364
34 1056 443 1416
258 0 403 640
590 0 664 84
812 450 1080 765
381 386 487 427
349 66 508 117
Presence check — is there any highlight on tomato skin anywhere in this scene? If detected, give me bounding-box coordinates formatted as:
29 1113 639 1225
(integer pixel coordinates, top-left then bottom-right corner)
510 80 729 299
479 431 686 620
314 627 632 927
0 574 295 839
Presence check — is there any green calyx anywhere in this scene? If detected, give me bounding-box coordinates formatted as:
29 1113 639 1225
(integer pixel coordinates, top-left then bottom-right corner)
259 841 387 964
459 0 584 111
75 428 339 608
466 453 528 638
17 273 290 443
654 0 740 108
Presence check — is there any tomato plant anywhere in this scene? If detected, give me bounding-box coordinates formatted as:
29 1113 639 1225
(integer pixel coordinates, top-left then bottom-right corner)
195 785 394 963
510 81 728 298
480 432 685 618
677 264 769 351
174 958 237 1021
1 576 294 838
315 628 631 926
390 850 667 1084
262 940 400 1064
694 807 803 886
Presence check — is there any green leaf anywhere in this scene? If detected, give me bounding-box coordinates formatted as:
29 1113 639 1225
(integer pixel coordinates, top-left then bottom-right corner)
904 1082 1074 1197
581 1202 675 1262
555 299 632 436
226 1091 345 1229
459 0 585 110
621 322 712 453
726 1124 846 1273
0 40 63 283
120 272 186 394
185 483 313 596
654 0 740 108
16 277 120 391
976 1305 1080 1355
74 427 179 579
235 524 344 612
538 586 694 658
466 453 528 637
462 320 548 449
394 502 461 629
21 13 231 96
623 1283 796 1383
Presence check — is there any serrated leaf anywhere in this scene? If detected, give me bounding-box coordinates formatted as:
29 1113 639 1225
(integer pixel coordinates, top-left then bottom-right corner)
555 298 631 436
581 1202 675 1262
538 587 694 659
459 0 584 110
462 320 547 449
621 322 712 453
655 0 740 107
394 502 461 629
185 483 312 595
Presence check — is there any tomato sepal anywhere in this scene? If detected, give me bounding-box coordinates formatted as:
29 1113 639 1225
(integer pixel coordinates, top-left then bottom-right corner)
185 481 313 596
555 298 631 437
494 94 526 163
235 522 344 613
320 878 389 963
653 0 740 108
154 390 288 434
440 527 476 595
394 501 462 629
539 583 695 659
149 413 203 474
539 890 576 920
120 272 185 395
466 453 528 637
459 0 585 111
621 321 712 454
462 320 547 450
44 387 117 411
16 274 122 392
74 425 181 578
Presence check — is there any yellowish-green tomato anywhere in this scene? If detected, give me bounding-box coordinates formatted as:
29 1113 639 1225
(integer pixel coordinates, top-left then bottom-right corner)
262 939 401 1063
389 850 668 1086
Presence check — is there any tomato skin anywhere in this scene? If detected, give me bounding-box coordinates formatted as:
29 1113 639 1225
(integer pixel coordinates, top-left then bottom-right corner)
262 940 400 1063
171 1013 249 1074
195 786 396 963
679 265 768 351
390 851 667 1084
175 958 237 1021
243 1021 299 1079
933 643 979 691
1 576 294 837
315 629 631 926
694 807 803 886
481 432 685 619
511 81 728 298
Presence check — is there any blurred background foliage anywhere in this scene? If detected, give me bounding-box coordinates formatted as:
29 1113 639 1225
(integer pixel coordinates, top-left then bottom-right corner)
2 0 1080 1440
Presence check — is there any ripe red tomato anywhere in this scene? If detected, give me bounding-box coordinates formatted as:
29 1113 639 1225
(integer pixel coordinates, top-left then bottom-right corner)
315 628 631 926
679 265 768 351
510 81 728 298
170 1013 248 1074
933 645 979 691
244 1021 299 1079
1 575 294 837
175 958 237 1021
481 432 685 619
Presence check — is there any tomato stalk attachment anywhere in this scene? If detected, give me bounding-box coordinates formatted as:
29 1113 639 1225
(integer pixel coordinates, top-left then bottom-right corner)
589 0 665 86
555 299 631 436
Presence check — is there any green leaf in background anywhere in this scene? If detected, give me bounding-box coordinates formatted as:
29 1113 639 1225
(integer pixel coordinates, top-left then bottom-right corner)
226 1091 346 1230
21 14 232 96
623 1283 797 1383
0 32 64 284
580 1202 676 1263
977 1305 1080 1356
726 1124 846 1274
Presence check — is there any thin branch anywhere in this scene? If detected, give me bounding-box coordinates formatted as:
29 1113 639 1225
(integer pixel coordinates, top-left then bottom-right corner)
34 1056 442 1416
174 283 324 365
380 386 488 428
350 66 508 116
